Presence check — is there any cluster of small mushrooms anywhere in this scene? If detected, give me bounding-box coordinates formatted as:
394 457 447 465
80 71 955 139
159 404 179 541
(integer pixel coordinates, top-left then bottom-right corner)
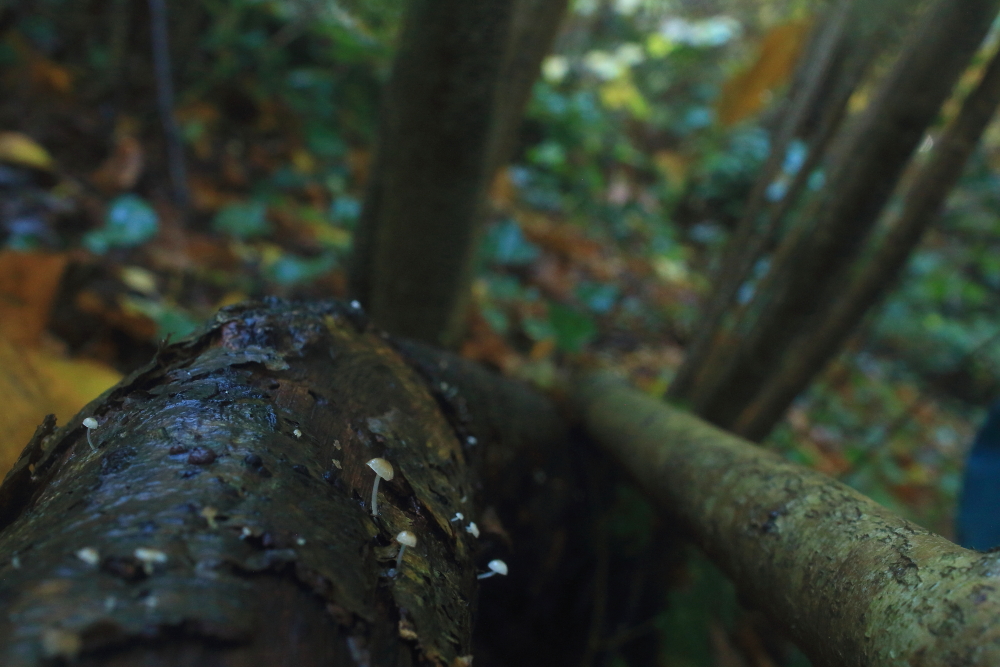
366 457 506 580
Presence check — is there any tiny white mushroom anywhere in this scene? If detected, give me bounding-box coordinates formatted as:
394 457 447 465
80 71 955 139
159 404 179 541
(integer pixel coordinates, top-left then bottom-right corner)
293 428 303 439
477 559 508 580
134 547 168 575
366 458 395 516
82 417 98 451
450 512 464 523
200 506 219 529
75 547 100 566
465 522 480 538
395 530 417 572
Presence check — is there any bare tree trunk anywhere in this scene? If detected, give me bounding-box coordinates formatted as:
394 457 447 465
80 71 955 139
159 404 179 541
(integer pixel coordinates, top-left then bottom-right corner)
671 0 858 400
732 42 1000 440
679 0 1000 430
669 0 911 402
350 0 568 348
576 372 1000 667
0 300 568 666
489 0 570 176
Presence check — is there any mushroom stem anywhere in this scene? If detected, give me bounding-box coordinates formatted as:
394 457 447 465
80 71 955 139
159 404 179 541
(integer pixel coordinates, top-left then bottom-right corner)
83 418 98 452
371 477 382 516
395 543 408 571
394 531 417 575
477 559 508 580
366 458 395 517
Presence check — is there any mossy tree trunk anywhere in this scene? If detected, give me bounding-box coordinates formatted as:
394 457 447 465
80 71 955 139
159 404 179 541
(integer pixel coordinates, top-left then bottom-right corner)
0 300 570 666
576 372 1000 666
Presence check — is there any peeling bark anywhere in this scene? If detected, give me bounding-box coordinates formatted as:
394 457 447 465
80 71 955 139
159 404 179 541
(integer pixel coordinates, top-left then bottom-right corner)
0 300 567 666
576 372 1000 667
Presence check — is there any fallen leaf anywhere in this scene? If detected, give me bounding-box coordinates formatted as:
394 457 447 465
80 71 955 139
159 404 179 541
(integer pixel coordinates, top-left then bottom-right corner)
716 18 812 126
91 135 145 192
0 251 68 346
0 334 121 475
0 131 55 171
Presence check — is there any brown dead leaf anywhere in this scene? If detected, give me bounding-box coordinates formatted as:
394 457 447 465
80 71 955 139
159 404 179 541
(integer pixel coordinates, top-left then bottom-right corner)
716 18 812 126
0 334 121 475
347 148 371 189
489 168 516 209
75 290 158 342
0 251 68 346
460 307 521 372
189 176 240 212
91 135 145 193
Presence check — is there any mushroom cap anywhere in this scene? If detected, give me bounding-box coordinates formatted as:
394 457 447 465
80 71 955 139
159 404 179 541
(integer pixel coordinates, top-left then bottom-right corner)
367 458 395 480
83 417 98 429
486 559 508 576
396 530 417 547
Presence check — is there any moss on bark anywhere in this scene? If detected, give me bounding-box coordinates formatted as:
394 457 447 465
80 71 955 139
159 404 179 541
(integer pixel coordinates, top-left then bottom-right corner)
575 372 1000 667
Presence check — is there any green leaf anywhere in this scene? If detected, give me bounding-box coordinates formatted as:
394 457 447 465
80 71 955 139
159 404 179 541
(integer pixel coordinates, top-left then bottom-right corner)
84 194 159 254
483 219 540 266
549 303 596 352
212 201 272 239
265 253 336 286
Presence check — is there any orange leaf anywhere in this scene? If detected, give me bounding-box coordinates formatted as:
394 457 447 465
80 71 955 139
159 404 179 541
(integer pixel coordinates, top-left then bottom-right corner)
716 18 813 126
0 251 68 347
0 335 121 476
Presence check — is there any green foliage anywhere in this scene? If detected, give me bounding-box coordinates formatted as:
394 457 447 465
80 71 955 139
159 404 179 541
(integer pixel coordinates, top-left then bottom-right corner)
264 252 336 286
660 551 738 667
212 201 272 239
83 195 159 253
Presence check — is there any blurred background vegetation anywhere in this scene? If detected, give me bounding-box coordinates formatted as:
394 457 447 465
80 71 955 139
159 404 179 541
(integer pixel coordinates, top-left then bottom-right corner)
1 0 998 664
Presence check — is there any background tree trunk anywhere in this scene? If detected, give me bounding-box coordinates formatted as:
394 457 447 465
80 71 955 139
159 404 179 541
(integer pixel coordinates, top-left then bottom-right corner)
668 0 916 403
671 0 1000 433
350 0 568 348
0 300 569 666
576 372 1000 667
733 42 1000 440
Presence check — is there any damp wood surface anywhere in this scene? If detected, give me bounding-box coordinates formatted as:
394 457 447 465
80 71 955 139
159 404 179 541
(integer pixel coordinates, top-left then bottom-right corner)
0 300 507 666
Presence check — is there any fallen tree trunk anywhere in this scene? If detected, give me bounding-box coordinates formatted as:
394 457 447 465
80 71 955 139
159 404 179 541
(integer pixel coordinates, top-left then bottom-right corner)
575 372 1000 667
0 300 568 666
7 300 999 666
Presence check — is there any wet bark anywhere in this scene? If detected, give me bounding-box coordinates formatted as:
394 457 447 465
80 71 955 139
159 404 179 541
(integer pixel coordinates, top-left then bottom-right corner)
0 300 569 666
677 0 1000 431
576 372 1000 667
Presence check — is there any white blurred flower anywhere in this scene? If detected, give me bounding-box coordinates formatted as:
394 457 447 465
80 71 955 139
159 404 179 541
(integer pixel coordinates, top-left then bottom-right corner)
542 55 570 83
659 15 741 47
